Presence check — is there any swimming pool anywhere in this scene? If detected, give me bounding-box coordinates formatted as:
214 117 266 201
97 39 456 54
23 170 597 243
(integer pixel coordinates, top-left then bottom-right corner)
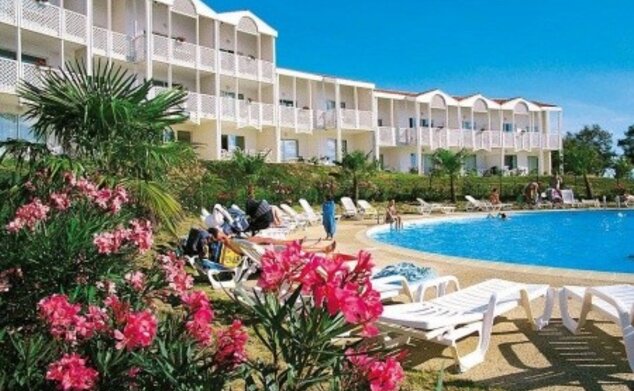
370 210 634 274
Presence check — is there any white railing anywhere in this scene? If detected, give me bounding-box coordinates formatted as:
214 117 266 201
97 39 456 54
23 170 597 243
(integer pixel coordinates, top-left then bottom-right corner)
92 26 108 53
172 40 197 66
490 131 502 148
547 134 561 150
262 104 275 125
220 96 236 119
280 106 295 127
186 92 199 116
199 94 217 118
63 9 86 43
22 63 47 88
0 0 16 25
237 101 262 127
238 55 258 79
111 31 129 59
297 109 312 132
152 34 169 62
530 132 541 149
199 46 215 71
502 132 515 148
0 58 18 93
22 0 61 36
340 108 357 128
220 51 235 74
447 129 462 147
148 86 168 99
132 35 146 61
261 61 274 82
358 110 373 129
397 128 417 145
378 127 396 147
462 129 474 149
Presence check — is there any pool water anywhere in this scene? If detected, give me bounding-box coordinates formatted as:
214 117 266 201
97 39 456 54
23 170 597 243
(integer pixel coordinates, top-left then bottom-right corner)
371 210 634 274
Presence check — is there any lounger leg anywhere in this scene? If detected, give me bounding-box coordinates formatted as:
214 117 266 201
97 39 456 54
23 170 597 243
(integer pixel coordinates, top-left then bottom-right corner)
451 295 497 372
520 288 555 330
559 288 592 334
623 325 634 372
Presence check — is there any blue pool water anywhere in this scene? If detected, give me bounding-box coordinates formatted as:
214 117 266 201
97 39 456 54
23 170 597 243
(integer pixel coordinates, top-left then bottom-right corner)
371 211 634 274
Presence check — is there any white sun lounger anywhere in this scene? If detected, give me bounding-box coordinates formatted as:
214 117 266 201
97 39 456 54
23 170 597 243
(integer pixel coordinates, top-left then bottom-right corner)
357 200 379 220
340 197 359 219
379 276 555 372
298 198 322 225
559 285 634 371
561 189 582 208
416 198 456 215
280 204 308 230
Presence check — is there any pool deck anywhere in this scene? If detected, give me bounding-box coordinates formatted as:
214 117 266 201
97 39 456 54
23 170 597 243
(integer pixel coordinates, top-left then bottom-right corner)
301 210 634 390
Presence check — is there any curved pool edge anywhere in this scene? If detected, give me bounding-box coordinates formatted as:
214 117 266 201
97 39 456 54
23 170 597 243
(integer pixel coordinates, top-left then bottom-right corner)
359 213 634 284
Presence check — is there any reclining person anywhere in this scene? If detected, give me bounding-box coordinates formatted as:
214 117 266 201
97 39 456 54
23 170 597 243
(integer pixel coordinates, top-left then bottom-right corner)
208 227 336 255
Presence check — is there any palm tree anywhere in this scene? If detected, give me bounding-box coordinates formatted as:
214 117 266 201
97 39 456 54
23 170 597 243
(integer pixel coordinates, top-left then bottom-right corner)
564 139 601 199
13 60 190 231
432 149 466 203
337 150 378 203
231 149 270 191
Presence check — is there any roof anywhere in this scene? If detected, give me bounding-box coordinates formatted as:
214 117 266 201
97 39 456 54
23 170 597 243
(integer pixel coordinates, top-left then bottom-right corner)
153 0 217 18
216 10 278 37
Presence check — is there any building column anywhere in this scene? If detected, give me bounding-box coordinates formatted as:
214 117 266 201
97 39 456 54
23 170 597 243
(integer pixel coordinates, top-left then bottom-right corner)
335 81 342 161
416 102 422 175
143 0 151 79
213 20 221 160
273 72 281 162
372 94 379 160
427 104 433 150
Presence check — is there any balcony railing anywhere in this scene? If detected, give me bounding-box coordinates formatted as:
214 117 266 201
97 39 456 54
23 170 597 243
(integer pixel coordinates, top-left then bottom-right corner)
411 129 561 151
218 51 274 82
280 106 313 133
2 2 88 43
64 9 87 43
148 34 214 70
396 128 417 145
0 57 18 93
0 0 16 25
378 127 396 147
199 94 217 119
93 27 129 59
340 109 374 130
22 0 60 36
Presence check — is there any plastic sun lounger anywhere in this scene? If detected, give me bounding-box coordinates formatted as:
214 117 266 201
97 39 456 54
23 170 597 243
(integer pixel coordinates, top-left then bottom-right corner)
561 189 582 208
559 285 634 372
340 197 359 218
378 276 555 372
298 198 322 225
280 203 309 229
357 200 379 220
465 195 495 212
416 198 456 215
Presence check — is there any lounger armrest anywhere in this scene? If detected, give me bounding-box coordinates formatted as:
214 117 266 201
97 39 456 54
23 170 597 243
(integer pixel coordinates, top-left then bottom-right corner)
414 275 460 302
586 287 633 324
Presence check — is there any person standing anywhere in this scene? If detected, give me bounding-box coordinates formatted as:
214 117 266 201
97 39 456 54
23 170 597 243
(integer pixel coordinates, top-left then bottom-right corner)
322 196 336 240
385 200 403 230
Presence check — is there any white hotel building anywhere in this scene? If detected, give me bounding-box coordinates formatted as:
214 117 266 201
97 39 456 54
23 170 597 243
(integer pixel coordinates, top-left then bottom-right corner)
0 0 563 175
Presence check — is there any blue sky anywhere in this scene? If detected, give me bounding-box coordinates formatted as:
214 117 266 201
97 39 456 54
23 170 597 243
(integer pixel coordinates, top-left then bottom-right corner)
207 0 634 148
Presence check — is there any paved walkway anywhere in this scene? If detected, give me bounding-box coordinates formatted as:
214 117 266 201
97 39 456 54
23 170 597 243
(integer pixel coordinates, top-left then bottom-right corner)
300 212 634 391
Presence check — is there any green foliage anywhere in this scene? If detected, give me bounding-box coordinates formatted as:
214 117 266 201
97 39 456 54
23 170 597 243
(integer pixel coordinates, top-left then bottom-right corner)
231 149 271 188
617 125 634 164
566 125 614 172
336 150 378 202
564 138 602 198
432 149 467 203
613 156 633 185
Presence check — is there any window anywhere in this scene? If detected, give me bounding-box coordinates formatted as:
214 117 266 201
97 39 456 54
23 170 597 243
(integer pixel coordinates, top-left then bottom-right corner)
409 153 417 170
340 102 346 109
279 99 294 107
341 139 348 155
464 155 477 172
326 100 336 110
177 131 192 143
528 156 539 173
503 123 513 132
220 91 244 100
422 154 433 174
421 118 434 127
325 138 337 161
504 155 517 170
377 118 383 127
462 121 472 130
0 114 35 142
409 118 415 128
281 139 299 161
221 135 245 151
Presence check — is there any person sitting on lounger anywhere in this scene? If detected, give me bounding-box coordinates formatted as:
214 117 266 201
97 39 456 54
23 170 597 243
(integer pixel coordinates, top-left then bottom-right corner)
245 188 285 233
385 200 403 230
489 187 501 205
523 182 540 207
208 227 337 255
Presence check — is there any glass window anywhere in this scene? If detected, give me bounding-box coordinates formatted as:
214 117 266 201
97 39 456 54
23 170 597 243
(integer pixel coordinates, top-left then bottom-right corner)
221 135 245 151
326 100 336 110
379 154 384 169
341 139 348 156
464 155 477 172
462 121 472 130
340 102 346 109
177 131 192 143
279 99 294 107
0 113 18 141
528 156 539 173
377 118 383 127
410 153 417 170
503 123 513 132
504 155 517 169
281 139 299 161
422 154 433 174
409 118 415 128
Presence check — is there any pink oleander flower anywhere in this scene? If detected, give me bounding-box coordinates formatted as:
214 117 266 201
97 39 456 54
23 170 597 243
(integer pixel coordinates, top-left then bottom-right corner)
6 198 50 233
38 294 82 341
63 171 77 187
23 180 36 192
128 219 153 253
50 192 71 211
96 279 117 295
109 186 129 213
104 295 129 325
346 350 404 391
158 253 193 295
213 320 248 369
114 310 157 350
75 178 98 199
124 271 145 292
46 353 99 391
94 188 112 209
182 291 214 345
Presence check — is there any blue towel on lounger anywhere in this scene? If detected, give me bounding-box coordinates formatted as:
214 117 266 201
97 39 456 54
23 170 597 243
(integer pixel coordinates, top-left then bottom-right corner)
372 262 436 285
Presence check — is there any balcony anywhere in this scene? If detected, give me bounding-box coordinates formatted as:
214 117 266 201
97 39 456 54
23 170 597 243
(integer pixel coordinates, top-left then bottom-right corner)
412 128 560 151
218 51 274 82
340 109 374 130
0 57 18 93
378 127 396 147
13 0 87 43
280 106 313 133
149 34 215 71
219 97 274 128
93 27 130 60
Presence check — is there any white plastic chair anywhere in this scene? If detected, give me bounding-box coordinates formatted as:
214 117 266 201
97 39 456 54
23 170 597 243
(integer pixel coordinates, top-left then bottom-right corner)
560 285 634 372
280 203 308 230
298 198 322 225
340 197 358 218
417 198 456 214
561 189 581 208
357 200 379 220
379 276 555 372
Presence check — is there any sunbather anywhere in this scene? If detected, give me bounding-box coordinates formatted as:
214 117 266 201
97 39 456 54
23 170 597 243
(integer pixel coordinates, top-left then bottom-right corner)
208 227 337 255
245 193 285 232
